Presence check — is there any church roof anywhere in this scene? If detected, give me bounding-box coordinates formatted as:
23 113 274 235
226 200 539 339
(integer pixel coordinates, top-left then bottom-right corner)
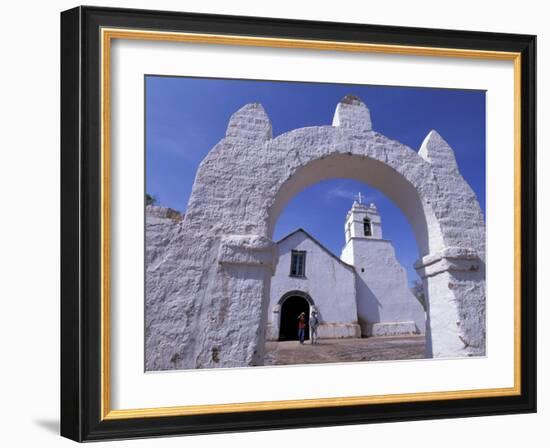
276 228 355 270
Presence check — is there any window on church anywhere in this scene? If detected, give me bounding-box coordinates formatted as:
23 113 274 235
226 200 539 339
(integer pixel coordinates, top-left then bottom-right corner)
363 218 372 236
290 250 306 277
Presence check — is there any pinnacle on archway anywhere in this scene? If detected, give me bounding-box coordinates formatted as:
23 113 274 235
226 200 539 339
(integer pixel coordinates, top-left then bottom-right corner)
225 102 273 141
332 94 372 132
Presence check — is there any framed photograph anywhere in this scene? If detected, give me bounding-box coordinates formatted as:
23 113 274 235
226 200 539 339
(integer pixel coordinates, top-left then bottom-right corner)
60 6 536 442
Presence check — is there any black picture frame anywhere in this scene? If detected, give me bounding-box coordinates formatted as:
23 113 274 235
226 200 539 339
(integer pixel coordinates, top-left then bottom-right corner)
61 5 536 442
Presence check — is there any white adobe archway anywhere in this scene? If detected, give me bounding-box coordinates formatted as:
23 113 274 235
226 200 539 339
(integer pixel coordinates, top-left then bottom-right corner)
145 95 486 371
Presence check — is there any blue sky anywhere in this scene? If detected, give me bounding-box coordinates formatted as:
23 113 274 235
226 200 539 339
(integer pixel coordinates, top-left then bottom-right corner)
146 76 485 285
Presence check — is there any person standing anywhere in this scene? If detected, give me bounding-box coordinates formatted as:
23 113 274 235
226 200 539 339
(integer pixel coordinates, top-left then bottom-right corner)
297 312 306 344
309 309 319 344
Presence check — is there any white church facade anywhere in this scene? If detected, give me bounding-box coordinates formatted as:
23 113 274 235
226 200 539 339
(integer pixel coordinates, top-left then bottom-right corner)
267 200 426 341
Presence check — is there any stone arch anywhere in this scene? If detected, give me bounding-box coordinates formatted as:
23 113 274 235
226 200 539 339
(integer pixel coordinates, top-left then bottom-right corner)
145 95 486 371
266 146 443 258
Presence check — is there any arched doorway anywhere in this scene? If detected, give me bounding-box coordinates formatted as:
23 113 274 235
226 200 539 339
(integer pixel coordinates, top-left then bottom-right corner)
147 95 486 370
277 291 315 341
279 296 310 341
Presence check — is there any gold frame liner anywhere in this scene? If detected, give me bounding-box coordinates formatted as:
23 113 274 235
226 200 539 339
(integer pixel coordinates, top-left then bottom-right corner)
100 27 522 420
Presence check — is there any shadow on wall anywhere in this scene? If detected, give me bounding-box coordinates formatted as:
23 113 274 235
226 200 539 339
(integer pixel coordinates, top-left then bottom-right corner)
355 274 381 334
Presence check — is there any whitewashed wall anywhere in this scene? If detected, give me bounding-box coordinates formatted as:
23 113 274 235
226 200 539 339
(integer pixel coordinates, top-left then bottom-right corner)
342 238 426 336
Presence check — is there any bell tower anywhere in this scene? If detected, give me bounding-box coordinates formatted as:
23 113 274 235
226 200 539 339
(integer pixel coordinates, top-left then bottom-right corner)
341 196 426 337
344 197 382 244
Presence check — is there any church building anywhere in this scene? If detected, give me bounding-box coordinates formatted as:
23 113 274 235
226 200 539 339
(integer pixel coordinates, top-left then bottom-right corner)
266 200 426 341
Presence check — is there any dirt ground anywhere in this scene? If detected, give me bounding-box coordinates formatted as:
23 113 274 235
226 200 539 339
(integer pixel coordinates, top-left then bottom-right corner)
264 335 426 366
